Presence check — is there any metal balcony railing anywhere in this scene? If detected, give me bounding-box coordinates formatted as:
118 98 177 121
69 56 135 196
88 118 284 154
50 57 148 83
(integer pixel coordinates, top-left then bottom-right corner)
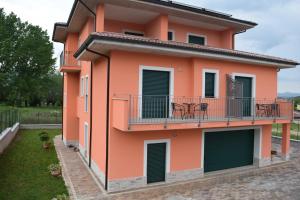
126 95 293 125
59 50 77 67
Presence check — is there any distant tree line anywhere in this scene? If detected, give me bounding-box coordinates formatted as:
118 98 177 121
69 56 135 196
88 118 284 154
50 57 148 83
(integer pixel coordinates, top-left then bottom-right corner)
0 8 62 107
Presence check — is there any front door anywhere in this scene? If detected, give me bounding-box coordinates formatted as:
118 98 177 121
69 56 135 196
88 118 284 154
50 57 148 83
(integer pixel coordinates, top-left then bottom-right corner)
147 143 166 184
142 70 170 118
235 76 252 117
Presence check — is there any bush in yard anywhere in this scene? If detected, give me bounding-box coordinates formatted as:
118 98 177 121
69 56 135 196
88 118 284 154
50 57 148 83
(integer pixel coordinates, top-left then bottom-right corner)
39 132 50 149
48 163 62 177
51 194 69 200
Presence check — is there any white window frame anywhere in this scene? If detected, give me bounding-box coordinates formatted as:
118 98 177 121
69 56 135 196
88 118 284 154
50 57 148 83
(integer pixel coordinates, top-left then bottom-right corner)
123 29 145 36
187 33 207 45
80 76 84 97
84 122 89 157
84 76 89 112
202 69 220 98
168 30 175 41
231 73 256 98
143 139 171 177
138 65 175 118
201 126 262 170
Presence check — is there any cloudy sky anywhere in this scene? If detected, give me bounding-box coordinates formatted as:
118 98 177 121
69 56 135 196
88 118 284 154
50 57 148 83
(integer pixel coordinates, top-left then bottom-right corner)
1 0 299 94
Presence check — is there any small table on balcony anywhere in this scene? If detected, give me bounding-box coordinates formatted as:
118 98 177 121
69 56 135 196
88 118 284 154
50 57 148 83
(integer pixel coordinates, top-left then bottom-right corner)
183 103 196 118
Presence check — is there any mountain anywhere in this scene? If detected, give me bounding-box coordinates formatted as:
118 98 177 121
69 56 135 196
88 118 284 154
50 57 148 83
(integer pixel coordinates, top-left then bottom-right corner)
278 92 300 98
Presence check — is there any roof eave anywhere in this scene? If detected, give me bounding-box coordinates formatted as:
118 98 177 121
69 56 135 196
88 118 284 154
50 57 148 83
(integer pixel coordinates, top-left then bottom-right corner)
74 34 298 69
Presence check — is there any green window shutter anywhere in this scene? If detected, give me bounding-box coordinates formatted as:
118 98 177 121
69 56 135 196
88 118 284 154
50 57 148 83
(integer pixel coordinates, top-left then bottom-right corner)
168 31 173 41
142 70 170 118
188 35 205 45
205 73 215 98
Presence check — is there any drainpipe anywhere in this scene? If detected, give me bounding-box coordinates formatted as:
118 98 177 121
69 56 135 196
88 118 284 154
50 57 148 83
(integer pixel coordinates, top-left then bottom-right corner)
77 0 96 168
85 48 111 191
232 30 246 49
62 72 64 141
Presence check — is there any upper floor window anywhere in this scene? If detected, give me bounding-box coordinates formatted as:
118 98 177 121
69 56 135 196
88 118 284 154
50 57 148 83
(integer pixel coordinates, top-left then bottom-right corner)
188 33 206 45
124 30 144 37
168 30 175 41
202 69 219 98
84 76 89 112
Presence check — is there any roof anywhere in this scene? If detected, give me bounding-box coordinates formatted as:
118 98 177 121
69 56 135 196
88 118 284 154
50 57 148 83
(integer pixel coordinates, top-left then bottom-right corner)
53 0 257 42
74 32 299 68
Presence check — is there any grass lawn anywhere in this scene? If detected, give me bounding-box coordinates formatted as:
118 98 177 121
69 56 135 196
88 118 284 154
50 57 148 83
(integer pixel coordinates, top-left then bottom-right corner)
272 122 300 132
0 129 68 200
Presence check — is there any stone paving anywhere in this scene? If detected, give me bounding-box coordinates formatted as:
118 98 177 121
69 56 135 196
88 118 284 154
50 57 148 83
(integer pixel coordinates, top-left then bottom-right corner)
55 136 300 200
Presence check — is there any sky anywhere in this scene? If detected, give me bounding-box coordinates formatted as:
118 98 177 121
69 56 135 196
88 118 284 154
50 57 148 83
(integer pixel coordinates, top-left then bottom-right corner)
1 0 300 94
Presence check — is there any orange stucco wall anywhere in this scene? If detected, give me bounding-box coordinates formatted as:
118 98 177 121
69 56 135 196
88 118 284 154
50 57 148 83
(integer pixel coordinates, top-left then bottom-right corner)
105 19 145 34
91 58 108 174
261 125 272 159
104 50 278 179
169 22 234 49
63 73 79 141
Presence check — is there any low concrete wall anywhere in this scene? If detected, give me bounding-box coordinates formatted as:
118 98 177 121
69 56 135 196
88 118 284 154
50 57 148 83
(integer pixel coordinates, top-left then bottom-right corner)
20 124 62 130
0 123 20 154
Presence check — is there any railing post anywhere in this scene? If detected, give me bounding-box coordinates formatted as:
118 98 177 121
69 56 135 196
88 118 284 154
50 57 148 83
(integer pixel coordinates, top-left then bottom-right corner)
164 95 168 129
227 97 231 126
252 98 255 124
198 96 201 127
128 95 132 130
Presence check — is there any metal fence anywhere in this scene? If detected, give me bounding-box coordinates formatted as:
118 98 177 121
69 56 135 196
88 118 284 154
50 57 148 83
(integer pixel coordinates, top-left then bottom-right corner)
20 111 62 124
0 110 19 133
273 120 300 141
127 95 293 125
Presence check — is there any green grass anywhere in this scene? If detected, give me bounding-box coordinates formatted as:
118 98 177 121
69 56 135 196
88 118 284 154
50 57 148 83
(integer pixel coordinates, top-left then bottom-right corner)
0 129 68 200
272 122 300 132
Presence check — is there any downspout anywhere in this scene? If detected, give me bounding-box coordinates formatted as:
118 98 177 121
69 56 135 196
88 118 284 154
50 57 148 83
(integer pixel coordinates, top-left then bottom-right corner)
78 0 96 168
232 30 246 49
85 48 111 191
62 72 64 141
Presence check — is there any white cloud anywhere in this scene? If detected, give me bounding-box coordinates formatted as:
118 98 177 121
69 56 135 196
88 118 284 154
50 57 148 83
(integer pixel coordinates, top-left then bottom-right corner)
1 0 299 93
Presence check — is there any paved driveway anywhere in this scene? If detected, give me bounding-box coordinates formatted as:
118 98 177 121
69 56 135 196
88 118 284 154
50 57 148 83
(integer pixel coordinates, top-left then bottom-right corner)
108 140 300 200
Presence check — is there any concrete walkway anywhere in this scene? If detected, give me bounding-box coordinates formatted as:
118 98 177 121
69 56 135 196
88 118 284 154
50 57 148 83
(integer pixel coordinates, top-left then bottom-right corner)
54 136 105 200
55 136 300 200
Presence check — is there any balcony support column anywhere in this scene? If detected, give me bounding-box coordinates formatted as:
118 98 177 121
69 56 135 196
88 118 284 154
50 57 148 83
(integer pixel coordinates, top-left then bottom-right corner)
282 123 291 161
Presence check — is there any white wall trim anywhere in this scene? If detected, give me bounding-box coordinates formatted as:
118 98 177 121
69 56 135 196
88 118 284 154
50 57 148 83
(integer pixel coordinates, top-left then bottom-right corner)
202 69 220 98
168 29 175 41
187 33 208 45
84 122 89 158
143 139 171 177
138 65 175 117
201 126 262 172
232 73 256 98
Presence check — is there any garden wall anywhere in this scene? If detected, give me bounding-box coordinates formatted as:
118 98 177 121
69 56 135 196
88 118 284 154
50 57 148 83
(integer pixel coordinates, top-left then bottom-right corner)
0 123 20 154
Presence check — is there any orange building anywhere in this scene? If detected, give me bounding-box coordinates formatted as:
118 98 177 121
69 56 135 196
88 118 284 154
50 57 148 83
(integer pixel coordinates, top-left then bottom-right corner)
53 0 298 192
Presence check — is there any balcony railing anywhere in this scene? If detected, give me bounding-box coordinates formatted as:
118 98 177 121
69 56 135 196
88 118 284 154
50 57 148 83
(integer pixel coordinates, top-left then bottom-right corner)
59 50 78 67
122 95 293 126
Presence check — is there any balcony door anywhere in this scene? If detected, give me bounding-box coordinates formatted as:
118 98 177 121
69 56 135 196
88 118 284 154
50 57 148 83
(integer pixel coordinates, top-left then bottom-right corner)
141 68 171 119
235 76 253 117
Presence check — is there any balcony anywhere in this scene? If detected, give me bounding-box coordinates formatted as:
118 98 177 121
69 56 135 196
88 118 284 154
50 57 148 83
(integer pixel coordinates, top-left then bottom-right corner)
59 51 81 73
112 95 293 132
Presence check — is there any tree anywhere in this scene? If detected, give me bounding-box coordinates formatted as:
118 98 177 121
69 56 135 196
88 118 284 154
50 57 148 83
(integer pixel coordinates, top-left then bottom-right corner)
0 8 56 106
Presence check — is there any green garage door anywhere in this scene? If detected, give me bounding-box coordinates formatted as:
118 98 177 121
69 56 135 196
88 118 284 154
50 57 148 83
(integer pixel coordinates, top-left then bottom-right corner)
204 129 254 173
147 143 166 184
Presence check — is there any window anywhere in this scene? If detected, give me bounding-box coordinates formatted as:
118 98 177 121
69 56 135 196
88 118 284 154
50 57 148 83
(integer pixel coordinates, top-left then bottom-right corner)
124 30 144 37
188 34 206 45
80 77 84 96
205 73 215 98
168 31 174 41
202 69 219 98
84 76 89 112
84 122 88 157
